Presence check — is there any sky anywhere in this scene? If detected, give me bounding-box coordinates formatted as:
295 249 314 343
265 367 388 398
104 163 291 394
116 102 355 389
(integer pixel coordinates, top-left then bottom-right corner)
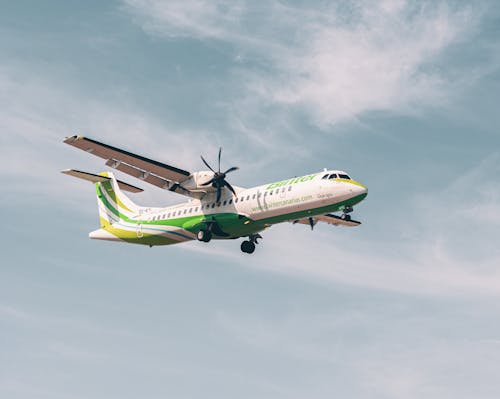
1 0 500 398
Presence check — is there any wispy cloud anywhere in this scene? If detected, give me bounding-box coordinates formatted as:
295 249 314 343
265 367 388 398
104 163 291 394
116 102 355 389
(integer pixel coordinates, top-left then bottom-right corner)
123 0 486 128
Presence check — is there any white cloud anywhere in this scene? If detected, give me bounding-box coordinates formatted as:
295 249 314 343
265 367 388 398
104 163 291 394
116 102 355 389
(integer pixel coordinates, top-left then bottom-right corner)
123 0 484 127
123 0 245 40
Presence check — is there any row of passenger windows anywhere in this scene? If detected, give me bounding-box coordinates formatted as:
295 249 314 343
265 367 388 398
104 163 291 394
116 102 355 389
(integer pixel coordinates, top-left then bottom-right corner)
148 185 294 220
322 173 351 180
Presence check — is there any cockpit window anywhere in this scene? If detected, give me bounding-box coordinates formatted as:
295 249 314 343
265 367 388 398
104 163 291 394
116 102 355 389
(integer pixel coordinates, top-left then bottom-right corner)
328 173 337 179
338 174 351 180
322 174 329 179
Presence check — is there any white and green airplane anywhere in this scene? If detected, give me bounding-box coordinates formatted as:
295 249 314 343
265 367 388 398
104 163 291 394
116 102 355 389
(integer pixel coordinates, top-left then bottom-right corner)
63 136 368 254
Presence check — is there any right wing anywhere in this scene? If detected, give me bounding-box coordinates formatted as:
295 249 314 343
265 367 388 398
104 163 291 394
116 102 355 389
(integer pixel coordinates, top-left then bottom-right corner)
293 213 361 227
63 135 203 199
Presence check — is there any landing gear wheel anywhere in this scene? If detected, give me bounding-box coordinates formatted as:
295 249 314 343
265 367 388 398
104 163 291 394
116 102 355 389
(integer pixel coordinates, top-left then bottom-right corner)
341 214 351 221
240 240 255 254
197 229 212 242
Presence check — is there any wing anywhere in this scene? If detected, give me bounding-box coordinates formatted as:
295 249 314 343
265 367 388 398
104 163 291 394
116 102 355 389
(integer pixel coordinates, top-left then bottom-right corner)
61 169 144 193
293 213 361 227
63 135 202 199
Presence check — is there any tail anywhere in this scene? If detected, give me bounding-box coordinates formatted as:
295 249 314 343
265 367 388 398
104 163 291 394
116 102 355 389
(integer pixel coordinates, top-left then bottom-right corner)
61 169 143 228
95 171 142 228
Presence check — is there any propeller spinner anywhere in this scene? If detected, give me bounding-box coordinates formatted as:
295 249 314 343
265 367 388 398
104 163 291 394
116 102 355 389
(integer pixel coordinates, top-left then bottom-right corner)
200 148 238 202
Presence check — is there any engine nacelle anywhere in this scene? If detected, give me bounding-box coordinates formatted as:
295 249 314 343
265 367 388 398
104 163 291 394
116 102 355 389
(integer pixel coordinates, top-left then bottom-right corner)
181 170 217 192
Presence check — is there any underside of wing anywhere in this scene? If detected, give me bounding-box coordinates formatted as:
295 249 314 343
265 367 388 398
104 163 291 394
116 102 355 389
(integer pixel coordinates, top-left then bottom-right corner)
64 135 204 199
293 213 361 227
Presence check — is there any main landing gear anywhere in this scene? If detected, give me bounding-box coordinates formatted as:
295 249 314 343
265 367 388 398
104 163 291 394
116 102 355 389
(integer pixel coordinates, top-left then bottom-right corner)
197 229 212 243
241 234 262 254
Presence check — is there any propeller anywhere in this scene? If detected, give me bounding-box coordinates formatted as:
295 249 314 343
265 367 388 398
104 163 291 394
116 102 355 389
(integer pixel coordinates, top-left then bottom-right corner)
200 147 239 202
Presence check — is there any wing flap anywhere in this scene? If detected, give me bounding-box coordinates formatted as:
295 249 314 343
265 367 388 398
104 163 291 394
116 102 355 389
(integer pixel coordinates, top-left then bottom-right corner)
61 169 144 193
64 135 191 182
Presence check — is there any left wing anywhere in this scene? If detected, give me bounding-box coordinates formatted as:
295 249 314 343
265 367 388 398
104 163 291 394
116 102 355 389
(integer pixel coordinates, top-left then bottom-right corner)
64 135 203 199
293 214 361 228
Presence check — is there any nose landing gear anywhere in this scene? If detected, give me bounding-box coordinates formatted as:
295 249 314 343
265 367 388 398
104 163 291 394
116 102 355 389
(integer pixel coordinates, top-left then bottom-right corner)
341 205 353 221
240 233 262 254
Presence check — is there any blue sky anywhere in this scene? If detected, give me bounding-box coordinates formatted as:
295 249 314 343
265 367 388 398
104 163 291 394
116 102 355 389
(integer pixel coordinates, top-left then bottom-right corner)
1 1 500 398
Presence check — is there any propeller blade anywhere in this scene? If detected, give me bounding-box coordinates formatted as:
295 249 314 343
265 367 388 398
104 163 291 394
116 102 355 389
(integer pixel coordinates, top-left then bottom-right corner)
201 177 215 186
216 186 222 203
223 166 239 174
200 155 215 173
224 180 236 195
218 147 221 173
308 217 315 230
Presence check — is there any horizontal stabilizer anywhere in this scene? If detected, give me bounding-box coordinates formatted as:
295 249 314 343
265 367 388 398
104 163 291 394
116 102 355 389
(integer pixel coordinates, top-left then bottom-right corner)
61 169 143 193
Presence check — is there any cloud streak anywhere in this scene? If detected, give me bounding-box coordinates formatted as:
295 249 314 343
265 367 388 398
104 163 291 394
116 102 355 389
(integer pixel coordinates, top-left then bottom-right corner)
123 0 485 127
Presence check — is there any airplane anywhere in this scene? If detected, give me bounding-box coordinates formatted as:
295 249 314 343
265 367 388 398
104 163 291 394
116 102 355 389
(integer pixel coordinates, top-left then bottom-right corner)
62 135 368 254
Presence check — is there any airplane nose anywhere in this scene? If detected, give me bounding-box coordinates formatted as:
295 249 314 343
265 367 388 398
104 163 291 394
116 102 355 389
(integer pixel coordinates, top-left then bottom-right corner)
358 183 368 195
350 181 368 196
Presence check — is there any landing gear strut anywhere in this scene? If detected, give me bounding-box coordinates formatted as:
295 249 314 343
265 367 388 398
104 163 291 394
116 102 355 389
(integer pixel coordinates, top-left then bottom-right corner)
197 229 212 242
240 233 262 254
341 206 353 221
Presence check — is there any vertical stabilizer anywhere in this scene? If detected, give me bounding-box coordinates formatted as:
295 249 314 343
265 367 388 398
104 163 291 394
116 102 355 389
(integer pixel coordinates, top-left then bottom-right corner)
95 172 140 228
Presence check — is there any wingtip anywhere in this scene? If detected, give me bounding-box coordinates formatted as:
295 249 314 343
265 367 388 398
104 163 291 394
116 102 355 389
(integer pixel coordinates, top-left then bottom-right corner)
63 135 83 144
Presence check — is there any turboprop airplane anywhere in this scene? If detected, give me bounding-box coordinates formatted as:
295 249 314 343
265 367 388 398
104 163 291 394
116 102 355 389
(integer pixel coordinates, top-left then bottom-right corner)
62 136 368 254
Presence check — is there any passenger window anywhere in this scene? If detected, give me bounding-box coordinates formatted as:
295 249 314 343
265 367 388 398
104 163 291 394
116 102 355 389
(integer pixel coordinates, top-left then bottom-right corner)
223 200 227 205
246 195 250 200
264 192 267 196
235 198 238 203
183 209 187 214
211 204 215 208
217 203 221 207
275 189 279 194
270 191 273 196
281 188 285 193
288 186 292 191
240 197 244 202
252 194 256 199
229 199 233 204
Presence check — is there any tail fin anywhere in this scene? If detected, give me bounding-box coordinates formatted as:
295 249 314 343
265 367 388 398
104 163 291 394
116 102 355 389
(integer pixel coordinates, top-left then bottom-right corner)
62 169 144 229
94 171 142 228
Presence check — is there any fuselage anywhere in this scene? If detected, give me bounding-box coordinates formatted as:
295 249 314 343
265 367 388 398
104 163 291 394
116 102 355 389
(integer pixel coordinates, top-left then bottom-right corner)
90 170 368 245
